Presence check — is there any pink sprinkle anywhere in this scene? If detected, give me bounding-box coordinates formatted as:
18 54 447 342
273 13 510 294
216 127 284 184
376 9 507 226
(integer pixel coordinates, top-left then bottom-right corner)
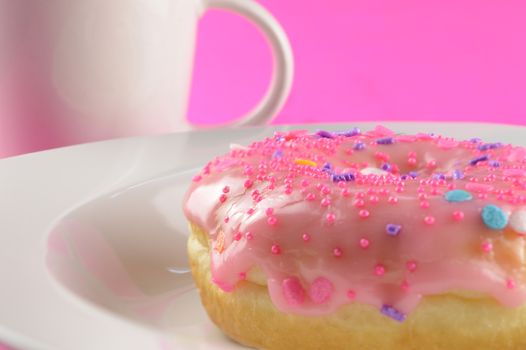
224 217 229 223
326 213 336 225
267 216 278 226
247 208 255 215
427 160 437 169
424 216 435 225
305 192 316 201
420 201 430 209
452 211 465 221
341 188 351 197
244 179 253 188
338 181 346 188
282 277 305 306
401 280 410 291
233 232 242 241
406 260 417 272
192 175 202 182
359 209 370 218
222 186 230 193
354 199 365 207
321 186 331 195
301 179 310 187
321 198 331 207
346 290 356 299
245 232 254 240
219 194 227 203
374 264 386 276
309 277 334 304
388 196 399 204
356 192 366 199
265 207 274 216
333 247 343 257
271 244 281 254
407 157 417 166
369 195 379 204
359 238 370 249
507 278 516 290
481 241 493 253
239 272 246 280
302 233 311 242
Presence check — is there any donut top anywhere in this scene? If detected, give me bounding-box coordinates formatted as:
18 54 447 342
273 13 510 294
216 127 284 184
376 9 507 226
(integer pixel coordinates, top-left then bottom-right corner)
183 126 526 321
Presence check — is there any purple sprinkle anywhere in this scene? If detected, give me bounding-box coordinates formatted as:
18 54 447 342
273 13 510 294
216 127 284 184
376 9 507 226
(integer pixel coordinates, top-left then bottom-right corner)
353 142 366 151
489 160 500 167
381 305 406 322
316 130 335 139
385 224 402 236
332 172 355 182
400 175 408 180
322 163 333 172
469 137 482 143
469 155 489 166
453 169 464 179
376 137 395 145
478 142 502 151
432 173 446 180
381 163 392 172
334 128 361 137
272 150 283 159
408 171 418 179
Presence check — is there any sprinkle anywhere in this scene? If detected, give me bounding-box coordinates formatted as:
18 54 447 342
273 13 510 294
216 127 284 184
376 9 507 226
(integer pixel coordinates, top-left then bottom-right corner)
401 280 410 291
321 198 331 207
322 163 333 172
424 216 435 225
353 142 366 151
426 160 437 169
295 159 317 167
452 169 464 180
245 232 254 240
272 149 284 159
478 142 502 151
265 208 274 216
247 208 255 215
359 238 370 249
420 201 430 209
407 157 417 166
507 278 516 290
222 186 230 193
452 211 465 221
282 277 305 306
267 216 278 226
376 137 394 145
444 189 473 202
239 272 246 280
380 305 406 322
333 248 343 257
381 163 392 172
335 127 361 137
316 130 334 138
302 233 311 242
406 260 417 272
481 205 508 230
388 196 399 204
509 210 526 234
358 209 370 218
233 232 242 241
386 224 402 236
347 290 356 299
309 277 334 304
192 175 202 182
469 155 489 166
244 179 253 188
326 213 336 225
219 194 227 203
374 264 386 276
481 241 493 253
489 160 500 167
271 244 281 254
305 193 316 201
331 172 355 182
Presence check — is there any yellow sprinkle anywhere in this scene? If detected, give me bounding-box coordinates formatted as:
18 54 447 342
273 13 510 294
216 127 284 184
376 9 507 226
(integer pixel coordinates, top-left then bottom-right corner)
295 159 318 167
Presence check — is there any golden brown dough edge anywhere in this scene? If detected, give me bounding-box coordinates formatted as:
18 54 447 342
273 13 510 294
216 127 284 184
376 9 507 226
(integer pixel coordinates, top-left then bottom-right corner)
187 222 526 350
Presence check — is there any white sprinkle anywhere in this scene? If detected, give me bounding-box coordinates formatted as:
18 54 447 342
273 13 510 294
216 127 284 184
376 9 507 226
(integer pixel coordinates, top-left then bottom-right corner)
360 167 389 176
510 209 526 234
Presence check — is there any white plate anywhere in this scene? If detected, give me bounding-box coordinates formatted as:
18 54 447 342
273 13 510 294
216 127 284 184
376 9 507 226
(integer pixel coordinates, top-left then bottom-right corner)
1 122 525 350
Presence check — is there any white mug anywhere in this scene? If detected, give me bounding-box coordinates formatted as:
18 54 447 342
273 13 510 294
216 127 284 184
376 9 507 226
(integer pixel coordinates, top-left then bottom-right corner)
0 0 293 155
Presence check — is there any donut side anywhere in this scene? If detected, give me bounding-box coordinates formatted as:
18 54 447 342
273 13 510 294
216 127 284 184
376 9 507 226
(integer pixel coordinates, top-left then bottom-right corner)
188 222 526 350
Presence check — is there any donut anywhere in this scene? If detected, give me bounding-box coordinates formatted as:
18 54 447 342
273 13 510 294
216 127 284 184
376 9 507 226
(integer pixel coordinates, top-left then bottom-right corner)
183 126 526 350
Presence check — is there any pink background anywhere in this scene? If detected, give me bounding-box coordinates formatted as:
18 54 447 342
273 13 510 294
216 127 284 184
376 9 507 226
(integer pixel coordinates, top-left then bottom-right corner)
1 0 526 347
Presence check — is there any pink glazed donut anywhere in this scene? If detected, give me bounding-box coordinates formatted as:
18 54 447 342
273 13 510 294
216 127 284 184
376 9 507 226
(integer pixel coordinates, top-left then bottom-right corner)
184 126 526 350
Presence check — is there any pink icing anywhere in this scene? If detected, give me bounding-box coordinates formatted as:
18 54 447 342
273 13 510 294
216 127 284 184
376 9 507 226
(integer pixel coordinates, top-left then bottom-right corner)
183 126 526 320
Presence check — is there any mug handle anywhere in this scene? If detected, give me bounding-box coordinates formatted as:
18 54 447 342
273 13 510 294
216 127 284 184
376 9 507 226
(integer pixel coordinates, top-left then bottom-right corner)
199 0 294 126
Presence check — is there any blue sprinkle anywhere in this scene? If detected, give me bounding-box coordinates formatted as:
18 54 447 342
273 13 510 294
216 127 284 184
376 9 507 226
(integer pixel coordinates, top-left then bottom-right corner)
481 205 508 230
385 224 402 236
353 141 366 151
489 160 500 167
376 137 395 145
453 169 464 180
408 171 418 179
272 150 283 159
469 155 489 166
316 130 334 139
478 142 502 151
381 163 392 172
334 128 361 137
444 190 473 203
380 305 406 322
